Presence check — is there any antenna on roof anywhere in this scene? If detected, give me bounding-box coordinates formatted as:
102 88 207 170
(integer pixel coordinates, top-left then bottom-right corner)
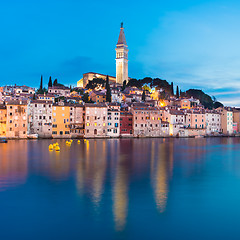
121 22 123 28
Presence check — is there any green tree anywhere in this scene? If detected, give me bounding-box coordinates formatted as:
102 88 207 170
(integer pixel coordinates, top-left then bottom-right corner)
33 93 36 100
48 76 52 88
142 90 146 102
40 75 43 90
122 80 127 91
176 86 180 98
106 75 111 102
53 79 58 86
171 82 174 96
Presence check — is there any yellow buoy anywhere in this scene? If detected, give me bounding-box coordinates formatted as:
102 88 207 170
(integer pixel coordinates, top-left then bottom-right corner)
78 140 80 144
55 146 60 151
53 143 56 148
56 143 59 146
84 139 86 143
49 144 53 150
70 140 73 143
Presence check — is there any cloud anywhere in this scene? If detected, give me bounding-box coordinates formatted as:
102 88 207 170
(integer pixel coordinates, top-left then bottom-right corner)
138 3 240 106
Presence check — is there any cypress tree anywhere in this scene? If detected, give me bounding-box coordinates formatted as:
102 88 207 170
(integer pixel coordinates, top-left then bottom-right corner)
171 82 174 96
53 79 58 86
142 90 146 102
176 86 180 98
40 75 43 90
106 75 111 102
48 76 52 88
122 80 127 91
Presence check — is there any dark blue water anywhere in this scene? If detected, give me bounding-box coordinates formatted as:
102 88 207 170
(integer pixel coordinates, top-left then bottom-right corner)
0 138 240 239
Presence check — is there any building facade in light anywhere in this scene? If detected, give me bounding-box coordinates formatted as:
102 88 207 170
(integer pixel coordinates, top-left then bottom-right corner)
116 23 128 85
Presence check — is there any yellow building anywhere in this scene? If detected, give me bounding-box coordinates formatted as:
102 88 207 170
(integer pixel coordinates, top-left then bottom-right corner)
0 105 7 136
52 104 71 138
77 72 117 88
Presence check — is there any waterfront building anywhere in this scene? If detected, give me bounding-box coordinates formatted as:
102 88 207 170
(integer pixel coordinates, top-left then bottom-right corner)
28 100 53 138
205 110 221 135
217 107 233 135
84 103 108 138
52 104 71 138
233 108 240 133
69 104 85 138
131 105 161 137
164 110 186 136
160 121 170 137
116 23 128 85
0 105 7 136
120 111 133 136
48 86 70 97
186 110 206 129
107 108 120 137
6 100 28 138
233 122 238 134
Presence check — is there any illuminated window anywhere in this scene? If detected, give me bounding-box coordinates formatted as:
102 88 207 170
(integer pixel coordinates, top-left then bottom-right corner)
103 123 106 126
95 123 97 126
86 122 90 126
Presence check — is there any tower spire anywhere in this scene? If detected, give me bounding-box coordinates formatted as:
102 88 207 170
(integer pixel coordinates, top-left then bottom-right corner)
116 23 128 85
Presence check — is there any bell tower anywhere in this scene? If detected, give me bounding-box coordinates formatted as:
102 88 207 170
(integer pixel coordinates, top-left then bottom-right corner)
116 23 128 85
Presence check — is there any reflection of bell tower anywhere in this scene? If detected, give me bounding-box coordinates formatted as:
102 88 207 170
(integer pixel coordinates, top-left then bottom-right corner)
116 22 128 85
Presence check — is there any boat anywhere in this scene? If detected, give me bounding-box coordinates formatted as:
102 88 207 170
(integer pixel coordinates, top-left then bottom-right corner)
27 134 39 139
0 137 7 143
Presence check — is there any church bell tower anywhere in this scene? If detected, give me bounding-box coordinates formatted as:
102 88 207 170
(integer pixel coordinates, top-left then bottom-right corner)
116 23 128 85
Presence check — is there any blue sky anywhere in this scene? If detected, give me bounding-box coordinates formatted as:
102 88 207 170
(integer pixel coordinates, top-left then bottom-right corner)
1 0 240 106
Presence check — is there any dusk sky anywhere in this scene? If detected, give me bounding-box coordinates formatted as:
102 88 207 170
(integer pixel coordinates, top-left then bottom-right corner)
1 0 240 106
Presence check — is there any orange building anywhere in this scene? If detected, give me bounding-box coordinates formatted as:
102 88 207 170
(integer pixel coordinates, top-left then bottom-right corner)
52 104 71 138
6 100 28 138
0 105 7 136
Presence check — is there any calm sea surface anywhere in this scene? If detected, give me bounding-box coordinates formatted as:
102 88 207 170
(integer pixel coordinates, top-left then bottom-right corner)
0 138 240 239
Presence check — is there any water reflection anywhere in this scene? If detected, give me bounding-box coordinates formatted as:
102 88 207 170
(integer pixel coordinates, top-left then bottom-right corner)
151 140 173 213
76 140 107 210
1 138 240 237
0 141 28 191
112 141 129 231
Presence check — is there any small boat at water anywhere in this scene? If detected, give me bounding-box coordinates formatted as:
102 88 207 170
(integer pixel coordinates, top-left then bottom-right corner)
0 137 7 143
27 134 39 139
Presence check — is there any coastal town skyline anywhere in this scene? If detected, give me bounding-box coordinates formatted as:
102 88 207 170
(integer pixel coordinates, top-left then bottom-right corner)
1 0 240 106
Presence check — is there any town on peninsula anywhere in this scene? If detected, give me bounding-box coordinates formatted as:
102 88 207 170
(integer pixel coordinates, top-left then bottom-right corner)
0 24 237 139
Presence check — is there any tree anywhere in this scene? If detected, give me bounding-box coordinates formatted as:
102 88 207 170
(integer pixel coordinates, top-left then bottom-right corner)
106 75 111 102
40 75 43 90
142 90 146 102
48 76 52 88
122 80 127 91
53 79 58 86
33 93 36 100
176 86 180 98
171 82 174 96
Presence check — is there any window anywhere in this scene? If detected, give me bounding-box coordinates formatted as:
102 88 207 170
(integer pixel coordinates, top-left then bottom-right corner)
52 124 57 128
115 123 118 127
52 131 57 134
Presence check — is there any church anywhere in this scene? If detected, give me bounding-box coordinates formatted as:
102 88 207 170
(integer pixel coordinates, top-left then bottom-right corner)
77 23 129 88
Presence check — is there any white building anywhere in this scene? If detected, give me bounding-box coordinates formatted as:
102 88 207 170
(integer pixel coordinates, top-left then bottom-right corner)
107 108 120 137
205 111 221 135
29 100 53 138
